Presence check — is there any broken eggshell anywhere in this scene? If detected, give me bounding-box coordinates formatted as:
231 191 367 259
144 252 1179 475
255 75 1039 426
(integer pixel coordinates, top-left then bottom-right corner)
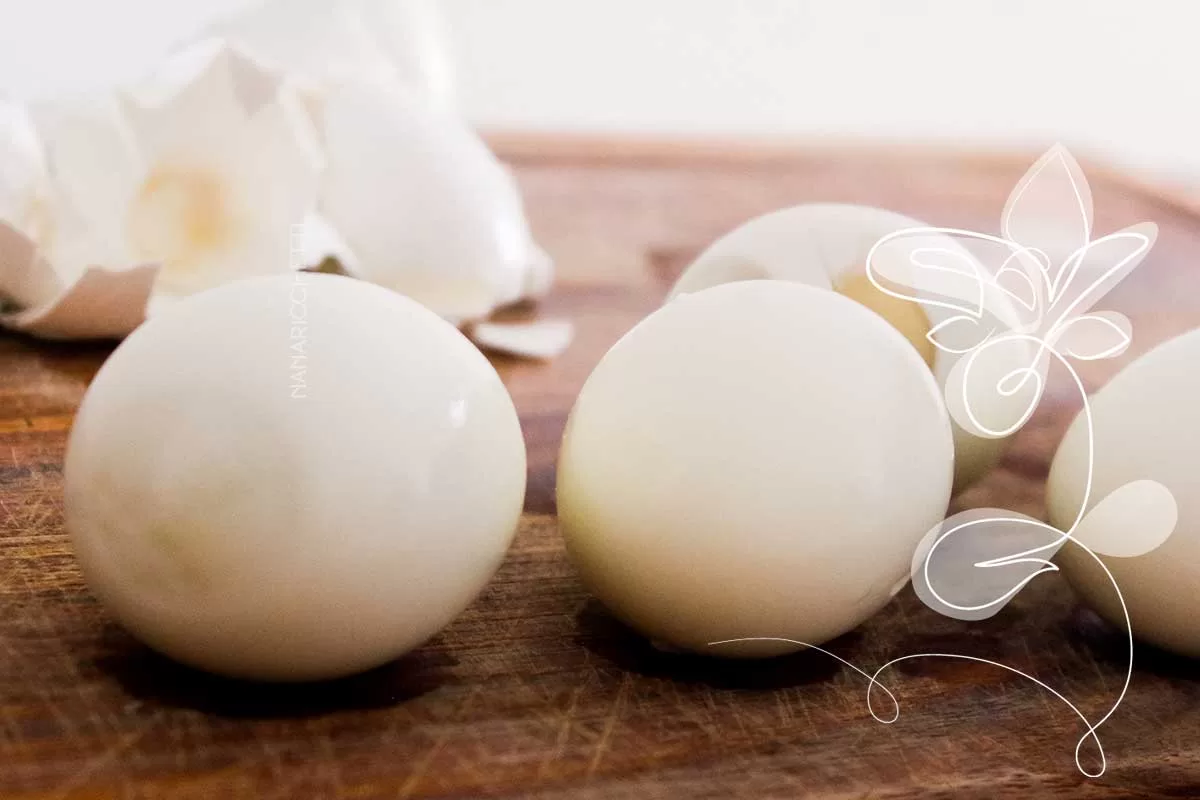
669 203 1030 491
120 39 325 299
317 76 554 325
0 97 163 338
208 0 563 334
2 34 562 350
0 41 323 338
0 100 60 311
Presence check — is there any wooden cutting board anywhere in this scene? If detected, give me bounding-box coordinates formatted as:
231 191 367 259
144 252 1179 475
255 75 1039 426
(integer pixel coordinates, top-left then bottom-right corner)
1 138 1198 799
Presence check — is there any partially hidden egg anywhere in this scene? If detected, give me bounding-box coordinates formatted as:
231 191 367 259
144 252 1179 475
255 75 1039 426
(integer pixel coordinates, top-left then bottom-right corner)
65 273 526 681
1047 329 1200 658
670 203 1028 491
558 281 954 656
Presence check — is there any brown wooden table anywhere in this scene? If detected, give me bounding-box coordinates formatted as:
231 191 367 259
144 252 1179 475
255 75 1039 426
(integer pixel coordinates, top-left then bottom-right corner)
2 139 1198 798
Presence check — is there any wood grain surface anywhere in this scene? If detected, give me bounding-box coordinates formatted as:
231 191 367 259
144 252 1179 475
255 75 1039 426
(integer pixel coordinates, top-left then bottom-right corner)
2 139 1199 798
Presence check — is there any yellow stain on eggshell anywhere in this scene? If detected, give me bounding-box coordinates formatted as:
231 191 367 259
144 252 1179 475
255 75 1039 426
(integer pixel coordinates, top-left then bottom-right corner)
127 165 238 286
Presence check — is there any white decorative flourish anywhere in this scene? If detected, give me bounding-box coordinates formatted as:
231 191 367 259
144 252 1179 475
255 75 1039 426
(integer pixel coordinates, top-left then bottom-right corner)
714 145 1177 778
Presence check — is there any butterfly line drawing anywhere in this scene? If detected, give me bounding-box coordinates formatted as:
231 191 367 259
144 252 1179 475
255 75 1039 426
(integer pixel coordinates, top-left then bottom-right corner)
714 145 1178 778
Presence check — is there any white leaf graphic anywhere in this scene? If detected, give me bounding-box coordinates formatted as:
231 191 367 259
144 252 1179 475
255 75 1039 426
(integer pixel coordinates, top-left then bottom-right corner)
866 227 1045 323
867 229 986 319
1053 311 1131 361
1073 480 1177 558
978 243 1048 333
943 333 1043 439
1002 144 1093 287
1045 223 1157 331
994 261 1040 313
912 508 1067 621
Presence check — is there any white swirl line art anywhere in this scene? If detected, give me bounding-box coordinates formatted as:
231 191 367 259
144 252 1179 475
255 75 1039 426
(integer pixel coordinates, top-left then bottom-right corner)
711 145 1178 778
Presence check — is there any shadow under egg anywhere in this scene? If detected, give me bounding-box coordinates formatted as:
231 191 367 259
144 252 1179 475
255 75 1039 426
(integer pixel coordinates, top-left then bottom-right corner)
90 623 455 720
572 598 853 691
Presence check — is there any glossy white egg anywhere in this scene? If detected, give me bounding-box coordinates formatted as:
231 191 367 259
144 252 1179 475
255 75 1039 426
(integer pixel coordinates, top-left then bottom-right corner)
65 273 526 681
1047 329 1200 658
558 281 954 656
670 203 1027 491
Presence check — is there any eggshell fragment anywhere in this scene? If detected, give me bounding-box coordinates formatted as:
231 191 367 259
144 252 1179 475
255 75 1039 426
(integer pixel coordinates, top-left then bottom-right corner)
1 261 158 340
0 103 61 312
2 43 324 338
65 273 526 681
318 78 547 323
669 203 1028 491
558 280 954 656
1047 329 1200 658
0 102 57 306
470 319 574 360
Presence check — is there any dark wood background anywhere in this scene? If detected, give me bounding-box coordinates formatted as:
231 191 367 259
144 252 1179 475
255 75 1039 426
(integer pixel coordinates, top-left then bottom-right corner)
1 139 1198 798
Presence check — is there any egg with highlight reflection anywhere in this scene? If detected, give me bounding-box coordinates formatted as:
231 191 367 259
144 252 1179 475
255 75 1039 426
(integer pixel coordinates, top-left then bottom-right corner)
65 273 525 681
558 281 954 656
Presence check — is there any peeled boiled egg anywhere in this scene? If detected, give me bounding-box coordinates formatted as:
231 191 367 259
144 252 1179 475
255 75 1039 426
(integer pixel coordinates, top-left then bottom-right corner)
1047 329 1200 658
64 273 526 681
558 281 954 656
670 203 1027 491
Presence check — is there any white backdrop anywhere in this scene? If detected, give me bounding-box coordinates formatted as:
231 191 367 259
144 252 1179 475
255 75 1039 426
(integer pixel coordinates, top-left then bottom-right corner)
2 0 1197 186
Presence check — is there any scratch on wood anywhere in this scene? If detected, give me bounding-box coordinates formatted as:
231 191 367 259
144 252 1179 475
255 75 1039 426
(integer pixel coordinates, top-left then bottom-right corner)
398 684 484 798
587 671 631 777
44 712 160 800
537 677 590 779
